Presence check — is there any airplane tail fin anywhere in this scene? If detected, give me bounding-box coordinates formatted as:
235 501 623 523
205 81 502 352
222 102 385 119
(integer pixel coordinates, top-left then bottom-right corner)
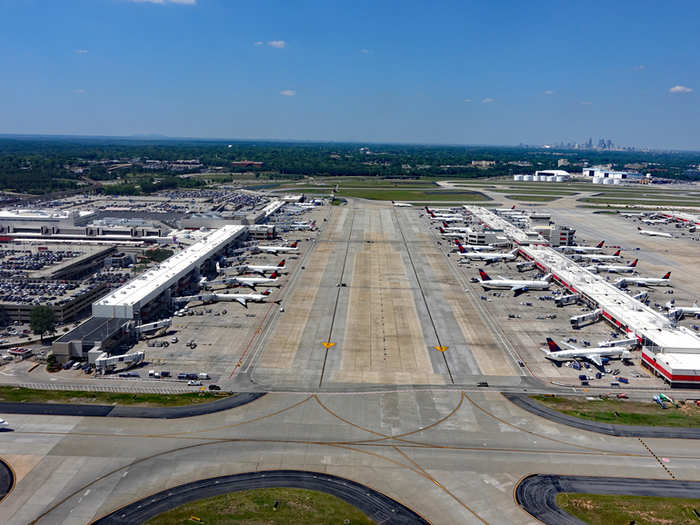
443 221 448 228
637 227 642 231
458 244 466 253
663 272 671 279
478 269 491 281
278 259 286 267
270 271 279 279
542 273 553 282
546 337 562 352
613 249 621 256
630 259 638 267
511 205 515 209
262 289 271 296
597 241 605 248
439 227 445 233
290 241 298 248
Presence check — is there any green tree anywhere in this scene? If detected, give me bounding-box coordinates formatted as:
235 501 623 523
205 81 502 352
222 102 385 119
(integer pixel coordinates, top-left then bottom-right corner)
30 306 56 342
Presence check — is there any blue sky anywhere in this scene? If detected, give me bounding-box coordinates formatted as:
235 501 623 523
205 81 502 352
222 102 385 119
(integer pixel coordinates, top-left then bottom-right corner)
1 0 699 149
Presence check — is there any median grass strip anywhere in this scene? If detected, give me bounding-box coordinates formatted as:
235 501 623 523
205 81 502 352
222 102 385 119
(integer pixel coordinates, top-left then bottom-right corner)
505 194 560 202
556 493 700 525
0 385 231 407
145 487 376 525
532 395 700 428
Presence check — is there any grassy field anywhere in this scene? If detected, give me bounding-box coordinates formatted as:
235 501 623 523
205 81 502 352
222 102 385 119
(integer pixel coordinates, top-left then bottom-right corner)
532 395 700 428
331 188 491 201
145 487 376 525
0 386 230 407
556 493 700 525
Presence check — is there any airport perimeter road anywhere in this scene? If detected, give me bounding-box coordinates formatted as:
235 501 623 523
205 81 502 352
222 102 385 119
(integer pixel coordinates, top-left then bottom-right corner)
3 390 700 524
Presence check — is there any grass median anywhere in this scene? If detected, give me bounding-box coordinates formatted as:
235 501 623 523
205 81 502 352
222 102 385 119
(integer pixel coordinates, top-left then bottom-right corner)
531 395 700 428
0 385 231 407
556 493 700 525
145 487 376 525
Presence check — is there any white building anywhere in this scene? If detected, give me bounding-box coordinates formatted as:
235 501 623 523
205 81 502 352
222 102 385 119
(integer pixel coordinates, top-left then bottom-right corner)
584 167 642 183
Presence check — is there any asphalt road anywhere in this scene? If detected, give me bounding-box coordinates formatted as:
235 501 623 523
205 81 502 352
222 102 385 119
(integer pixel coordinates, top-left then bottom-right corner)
516 473 700 525
93 470 430 525
0 392 264 419
0 458 13 503
505 393 700 439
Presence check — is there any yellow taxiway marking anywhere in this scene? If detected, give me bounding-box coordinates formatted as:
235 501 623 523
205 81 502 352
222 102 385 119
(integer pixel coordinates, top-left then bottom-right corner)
322 342 336 349
433 346 448 352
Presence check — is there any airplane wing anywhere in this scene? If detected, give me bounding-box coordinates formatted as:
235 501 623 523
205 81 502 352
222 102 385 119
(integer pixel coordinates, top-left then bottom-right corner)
234 297 248 307
511 285 528 297
561 341 578 350
497 276 506 280
587 354 603 367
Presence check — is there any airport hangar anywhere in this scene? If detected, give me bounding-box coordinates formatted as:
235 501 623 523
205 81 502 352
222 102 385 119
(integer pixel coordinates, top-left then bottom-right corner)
465 205 700 387
52 224 247 362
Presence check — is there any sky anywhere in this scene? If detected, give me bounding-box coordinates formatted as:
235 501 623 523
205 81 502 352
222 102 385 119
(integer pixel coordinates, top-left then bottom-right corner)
1 0 699 149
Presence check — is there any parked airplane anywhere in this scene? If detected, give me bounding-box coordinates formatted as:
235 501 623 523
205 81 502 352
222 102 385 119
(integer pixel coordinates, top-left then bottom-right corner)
558 241 605 254
236 259 288 275
585 259 638 274
442 222 470 232
642 218 670 225
477 269 553 295
439 227 465 238
574 250 622 262
665 300 700 320
542 338 633 368
455 240 495 252
392 201 413 207
215 290 277 307
257 241 299 255
462 248 519 263
616 272 672 288
205 272 281 289
637 227 672 238
0 418 8 427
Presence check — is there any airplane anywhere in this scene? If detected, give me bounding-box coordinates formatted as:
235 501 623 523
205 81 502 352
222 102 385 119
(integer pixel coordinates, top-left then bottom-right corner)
438 227 466 238
0 418 8 428
425 207 463 222
615 272 672 288
477 269 553 295
392 200 413 207
558 241 605 254
257 241 299 255
204 272 281 289
585 259 638 274
441 222 470 232
574 250 622 262
462 248 519 263
665 300 700 320
637 227 672 238
235 259 288 275
542 337 633 368
215 290 278 307
642 218 670 225
454 240 495 252
621 212 645 217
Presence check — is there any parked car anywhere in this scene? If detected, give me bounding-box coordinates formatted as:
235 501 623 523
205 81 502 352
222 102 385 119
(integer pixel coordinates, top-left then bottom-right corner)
208 384 221 391
187 380 202 386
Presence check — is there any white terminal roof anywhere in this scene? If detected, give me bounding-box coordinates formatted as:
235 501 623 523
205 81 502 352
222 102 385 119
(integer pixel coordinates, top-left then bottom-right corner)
93 225 246 319
464 206 548 246
467 206 700 354
262 199 285 218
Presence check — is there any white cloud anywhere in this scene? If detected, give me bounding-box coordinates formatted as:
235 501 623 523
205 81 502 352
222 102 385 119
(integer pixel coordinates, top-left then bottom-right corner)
669 85 692 93
130 0 196 4
633 65 645 70
280 89 296 97
481 97 494 103
580 101 593 105
267 40 287 48
360 48 371 54
73 89 86 95
254 41 264 46
74 49 88 54
463 98 472 103
544 90 554 95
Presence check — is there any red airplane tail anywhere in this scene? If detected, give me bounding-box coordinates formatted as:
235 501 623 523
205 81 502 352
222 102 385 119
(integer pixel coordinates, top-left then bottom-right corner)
439 227 445 233
630 259 638 267
597 241 605 248
278 259 286 267
270 271 279 279
546 338 562 352
662 272 671 279
458 244 466 253
613 249 621 256
478 269 491 281
290 241 298 248
262 289 271 296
